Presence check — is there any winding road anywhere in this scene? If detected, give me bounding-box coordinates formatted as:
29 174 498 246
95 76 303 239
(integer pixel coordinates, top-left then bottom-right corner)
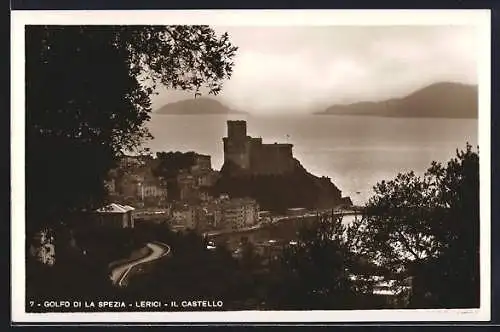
110 242 171 287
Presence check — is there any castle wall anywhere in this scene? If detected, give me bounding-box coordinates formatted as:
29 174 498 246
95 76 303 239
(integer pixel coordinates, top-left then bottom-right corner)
249 137 263 171
252 143 294 175
223 121 294 175
223 137 251 170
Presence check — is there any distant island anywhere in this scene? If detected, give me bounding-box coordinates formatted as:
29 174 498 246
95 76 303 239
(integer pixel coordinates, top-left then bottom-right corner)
154 97 247 115
315 82 478 119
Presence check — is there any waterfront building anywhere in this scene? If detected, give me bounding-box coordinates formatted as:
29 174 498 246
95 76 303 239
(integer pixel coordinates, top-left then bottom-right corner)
220 197 259 230
258 210 272 224
172 204 198 230
286 207 307 216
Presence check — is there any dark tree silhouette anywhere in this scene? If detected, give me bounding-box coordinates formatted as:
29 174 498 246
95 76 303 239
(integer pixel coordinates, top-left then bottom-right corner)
352 144 480 308
25 25 237 307
26 25 238 234
150 151 199 199
123 225 242 308
264 214 361 310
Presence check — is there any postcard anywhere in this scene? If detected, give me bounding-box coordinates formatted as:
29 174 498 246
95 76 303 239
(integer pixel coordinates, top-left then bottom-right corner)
11 9 491 324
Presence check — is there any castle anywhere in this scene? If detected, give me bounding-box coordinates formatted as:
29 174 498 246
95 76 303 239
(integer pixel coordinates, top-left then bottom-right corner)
222 120 295 175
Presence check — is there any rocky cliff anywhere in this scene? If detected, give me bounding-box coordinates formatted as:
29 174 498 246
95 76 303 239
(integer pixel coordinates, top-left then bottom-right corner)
212 158 347 213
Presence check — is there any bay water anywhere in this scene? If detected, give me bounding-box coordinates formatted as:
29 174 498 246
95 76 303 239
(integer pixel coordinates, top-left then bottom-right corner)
145 114 478 206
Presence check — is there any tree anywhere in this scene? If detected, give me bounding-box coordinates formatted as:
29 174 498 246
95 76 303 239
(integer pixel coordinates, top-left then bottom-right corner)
266 214 360 310
151 151 199 200
240 237 260 271
153 151 198 177
353 144 479 308
26 25 238 233
121 225 243 305
25 26 237 305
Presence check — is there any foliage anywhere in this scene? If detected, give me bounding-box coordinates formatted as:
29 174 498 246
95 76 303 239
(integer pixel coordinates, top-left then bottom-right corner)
352 144 480 308
239 237 260 271
153 151 198 178
121 224 243 306
26 25 237 232
25 222 141 302
264 214 362 309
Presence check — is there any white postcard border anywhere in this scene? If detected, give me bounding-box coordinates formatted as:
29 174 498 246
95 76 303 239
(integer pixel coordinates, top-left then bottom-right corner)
11 9 491 323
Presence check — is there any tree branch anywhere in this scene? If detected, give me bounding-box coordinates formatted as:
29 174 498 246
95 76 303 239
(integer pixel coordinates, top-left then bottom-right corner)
396 229 420 261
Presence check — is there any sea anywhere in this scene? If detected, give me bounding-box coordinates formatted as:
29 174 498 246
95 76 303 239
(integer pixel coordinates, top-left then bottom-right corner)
145 114 478 206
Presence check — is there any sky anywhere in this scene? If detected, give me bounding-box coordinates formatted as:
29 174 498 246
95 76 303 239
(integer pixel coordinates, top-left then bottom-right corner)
150 25 478 115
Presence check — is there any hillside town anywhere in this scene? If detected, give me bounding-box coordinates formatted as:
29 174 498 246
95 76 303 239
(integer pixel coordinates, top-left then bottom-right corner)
25 116 476 312
95 121 350 235
27 121 352 271
23 24 481 316
101 152 264 233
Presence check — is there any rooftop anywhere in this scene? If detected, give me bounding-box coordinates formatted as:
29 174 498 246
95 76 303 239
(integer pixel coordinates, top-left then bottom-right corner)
96 203 135 214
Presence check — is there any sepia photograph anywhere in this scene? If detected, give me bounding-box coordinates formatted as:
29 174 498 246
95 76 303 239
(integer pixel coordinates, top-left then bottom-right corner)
11 10 491 323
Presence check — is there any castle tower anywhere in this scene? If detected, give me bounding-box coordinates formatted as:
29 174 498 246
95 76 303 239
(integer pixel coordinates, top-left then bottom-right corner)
223 120 251 170
227 120 247 140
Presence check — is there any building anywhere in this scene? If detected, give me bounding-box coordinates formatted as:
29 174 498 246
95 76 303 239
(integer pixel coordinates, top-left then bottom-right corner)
118 154 146 169
29 230 56 266
95 203 135 229
172 204 198 230
200 195 258 230
223 120 295 175
201 200 224 229
166 154 219 203
177 170 198 202
104 178 117 195
137 181 167 200
196 170 219 187
189 154 219 188
116 175 140 199
287 207 307 216
258 210 272 224
219 197 259 230
133 207 171 224
199 188 212 202
193 154 212 171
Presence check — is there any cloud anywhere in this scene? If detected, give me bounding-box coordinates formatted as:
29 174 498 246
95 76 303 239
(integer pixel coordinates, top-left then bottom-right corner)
151 26 478 114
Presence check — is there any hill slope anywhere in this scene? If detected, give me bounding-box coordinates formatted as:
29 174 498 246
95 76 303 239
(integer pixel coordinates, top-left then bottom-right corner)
316 82 478 118
155 97 246 115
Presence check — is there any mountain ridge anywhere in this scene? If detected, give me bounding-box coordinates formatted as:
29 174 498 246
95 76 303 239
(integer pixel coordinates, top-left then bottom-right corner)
315 82 478 118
